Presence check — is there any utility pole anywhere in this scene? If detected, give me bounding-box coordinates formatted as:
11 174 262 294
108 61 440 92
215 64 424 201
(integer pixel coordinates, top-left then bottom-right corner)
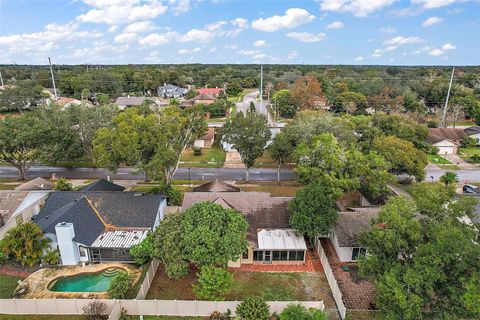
259 64 263 114
48 57 58 100
441 66 455 128
0 71 4 86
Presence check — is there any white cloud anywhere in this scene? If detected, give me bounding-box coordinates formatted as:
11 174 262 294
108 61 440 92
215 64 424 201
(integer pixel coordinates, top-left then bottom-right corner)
428 42 456 56
206 21 227 31
231 18 248 29
108 25 118 33
320 0 395 17
384 35 422 45
178 48 189 55
354 56 364 61
179 29 214 43
326 21 344 29
76 0 168 25
114 32 138 43
124 21 157 33
422 16 443 27
288 50 299 59
169 0 191 15
251 8 315 32
371 45 398 57
380 27 395 33
286 32 326 43
193 47 201 52
209 47 217 53
412 0 459 9
239 50 261 56
225 44 238 50
254 40 266 47
138 31 178 46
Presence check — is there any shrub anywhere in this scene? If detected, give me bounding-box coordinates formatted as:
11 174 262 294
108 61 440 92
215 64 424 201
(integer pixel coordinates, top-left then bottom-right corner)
280 304 310 320
165 261 189 279
461 137 477 149
129 233 153 265
54 177 73 191
43 249 60 265
82 300 107 320
470 154 480 163
146 183 182 206
308 308 328 320
108 273 132 299
209 310 231 320
0 252 6 264
193 146 202 156
193 265 234 301
236 296 270 320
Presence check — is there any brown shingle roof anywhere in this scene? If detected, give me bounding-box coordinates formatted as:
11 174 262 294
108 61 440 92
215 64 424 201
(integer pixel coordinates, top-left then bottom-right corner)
427 128 467 144
194 93 216 101
15 178 53 191
182 192 292 245
198 128 215 141
333 211 378 247
0 191 30 227
193 180 239 193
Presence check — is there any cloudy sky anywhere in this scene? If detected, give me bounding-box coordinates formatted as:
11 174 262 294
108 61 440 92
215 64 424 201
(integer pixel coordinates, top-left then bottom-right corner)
0 0 479 65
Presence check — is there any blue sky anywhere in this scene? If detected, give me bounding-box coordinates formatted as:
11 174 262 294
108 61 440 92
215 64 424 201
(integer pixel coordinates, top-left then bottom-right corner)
0 0 479 65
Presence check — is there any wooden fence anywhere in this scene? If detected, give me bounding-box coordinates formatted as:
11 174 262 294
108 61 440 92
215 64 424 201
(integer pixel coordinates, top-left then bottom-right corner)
315 237 347 319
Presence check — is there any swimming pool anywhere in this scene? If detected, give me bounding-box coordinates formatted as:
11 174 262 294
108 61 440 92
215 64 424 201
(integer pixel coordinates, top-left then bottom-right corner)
48 267 126 292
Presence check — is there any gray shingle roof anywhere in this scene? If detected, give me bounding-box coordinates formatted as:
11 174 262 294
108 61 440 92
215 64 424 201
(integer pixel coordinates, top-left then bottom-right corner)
182 192 292 245
114 96 146 106
333 211 378 247
35 192 166 245
79 179 125 192
465 126 480 136
0 191 30 228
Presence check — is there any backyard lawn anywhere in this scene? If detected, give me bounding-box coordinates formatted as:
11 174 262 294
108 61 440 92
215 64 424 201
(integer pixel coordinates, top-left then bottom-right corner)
0 274 22 299
179 148 226 168
146 266 335 307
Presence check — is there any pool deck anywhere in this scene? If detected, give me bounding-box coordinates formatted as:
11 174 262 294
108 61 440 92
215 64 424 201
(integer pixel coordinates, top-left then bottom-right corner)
17 263 141 299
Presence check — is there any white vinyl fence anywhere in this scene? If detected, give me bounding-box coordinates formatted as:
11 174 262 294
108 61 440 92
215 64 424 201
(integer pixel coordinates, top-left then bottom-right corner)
1 299 324 317
136 259 160 299
315 237 347 319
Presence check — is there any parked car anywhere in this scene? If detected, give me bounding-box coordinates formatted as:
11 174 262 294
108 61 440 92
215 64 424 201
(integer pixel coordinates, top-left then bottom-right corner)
463 184 480 194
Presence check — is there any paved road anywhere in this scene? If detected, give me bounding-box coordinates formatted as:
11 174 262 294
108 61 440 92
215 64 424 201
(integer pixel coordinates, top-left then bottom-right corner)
0 166 296 181
3 165 480 182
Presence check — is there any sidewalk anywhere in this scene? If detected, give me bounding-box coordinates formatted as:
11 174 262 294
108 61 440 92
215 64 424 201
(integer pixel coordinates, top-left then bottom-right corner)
223 151 245 168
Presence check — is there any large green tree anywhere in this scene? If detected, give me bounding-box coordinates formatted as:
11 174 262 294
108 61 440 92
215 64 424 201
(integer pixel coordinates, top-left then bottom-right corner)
268 132 294 181
221 112 271 181
0 80 43 112
180 202 248 267
360 185 480 319
272 89 296 118
332 91 368 114
289 183 341 239
93 106 206 182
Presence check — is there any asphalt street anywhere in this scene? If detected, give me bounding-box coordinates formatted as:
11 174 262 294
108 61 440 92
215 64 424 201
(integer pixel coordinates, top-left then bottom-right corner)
2 165 480 182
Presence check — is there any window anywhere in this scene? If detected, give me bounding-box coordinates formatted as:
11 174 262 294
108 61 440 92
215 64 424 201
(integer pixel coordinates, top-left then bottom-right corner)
15 215 23 225
253 251 262 261
79 246 87 258
272 251 281 261
288 251 305 261
351 248 367 261
242 250 249 259
280 251 288 260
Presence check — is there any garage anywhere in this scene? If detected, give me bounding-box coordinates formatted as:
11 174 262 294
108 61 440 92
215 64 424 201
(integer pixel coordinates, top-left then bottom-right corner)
434 140 456 155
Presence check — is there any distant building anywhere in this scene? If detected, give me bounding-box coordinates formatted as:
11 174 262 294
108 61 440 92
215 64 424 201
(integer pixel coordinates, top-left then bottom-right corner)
193 128 215 148
197 87 225 96
114 96 160 110
56 97 83 108
428 128 467 155
157 84 188 99
464 126 480 146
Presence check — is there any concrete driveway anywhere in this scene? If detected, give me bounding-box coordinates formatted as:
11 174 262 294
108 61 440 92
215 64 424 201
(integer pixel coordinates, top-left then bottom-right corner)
444 154 477 169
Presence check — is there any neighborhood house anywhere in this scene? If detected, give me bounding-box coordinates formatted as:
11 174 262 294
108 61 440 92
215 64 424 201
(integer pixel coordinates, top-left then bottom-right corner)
34 191 166 265
427 128 467 155
182 181 307 267
464 126 480 145
193 128 215 149
157 84 188 98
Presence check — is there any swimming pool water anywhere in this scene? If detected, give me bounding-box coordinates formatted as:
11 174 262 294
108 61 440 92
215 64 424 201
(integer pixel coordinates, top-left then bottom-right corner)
49 268 125 292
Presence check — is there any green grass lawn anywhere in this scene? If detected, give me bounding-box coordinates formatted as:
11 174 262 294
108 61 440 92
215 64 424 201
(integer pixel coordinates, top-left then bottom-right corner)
179 148 226 168
236 181 301 197
0 274 22 299
146 266 333 304
253 150 295 169
427 154 452 165
459 147 480 163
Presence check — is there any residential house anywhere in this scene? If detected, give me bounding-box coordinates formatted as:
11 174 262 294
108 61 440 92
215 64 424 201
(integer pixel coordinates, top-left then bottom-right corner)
182 183 307 267
329 209 380 262
157 84 188 99
427 128 467 155
56 97 83 108
197 87 225 97
35 192 167 265
15 177 54 191
193 94 216 105
193 128 215 149
78 179 125 192
0 191 50 239
464 126 480 146
114 96 161 110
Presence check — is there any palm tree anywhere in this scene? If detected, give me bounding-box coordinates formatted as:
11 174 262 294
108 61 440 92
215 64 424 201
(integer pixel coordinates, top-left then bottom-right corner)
440 171 459 186
1 222 50 266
